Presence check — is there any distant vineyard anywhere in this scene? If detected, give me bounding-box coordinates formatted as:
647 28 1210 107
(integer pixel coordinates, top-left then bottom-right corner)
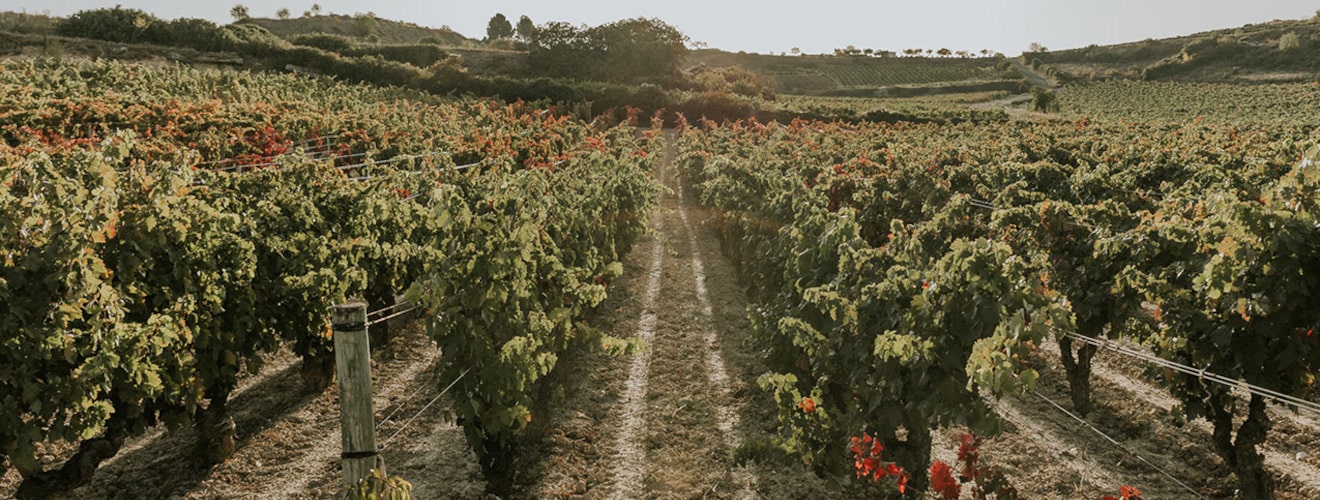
823 59 1006 88
688 51 1015 95
1060 80 1320 126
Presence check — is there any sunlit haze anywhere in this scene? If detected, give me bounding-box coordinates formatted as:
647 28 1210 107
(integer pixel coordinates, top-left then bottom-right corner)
7 1 1319 54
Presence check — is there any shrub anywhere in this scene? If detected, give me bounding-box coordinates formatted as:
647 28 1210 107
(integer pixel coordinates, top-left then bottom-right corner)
345 44 448 68
56 9 239 54
220 24 288 57
1031 86 1056 112
162 18 230 52
687 65 776 100
56 7 163 44
676 91 756 122
332 55 427 87
288 32 355 52
485 38 517 50
1029 86 1061 112
1280 32 1302 51
426 55 473 90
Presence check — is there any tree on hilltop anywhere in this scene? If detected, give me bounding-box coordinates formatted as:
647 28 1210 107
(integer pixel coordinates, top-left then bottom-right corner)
276 8 290 19
487 13 514 40
516 15 537 42
528 17 689 85
591 18 689 84
230 4 249 21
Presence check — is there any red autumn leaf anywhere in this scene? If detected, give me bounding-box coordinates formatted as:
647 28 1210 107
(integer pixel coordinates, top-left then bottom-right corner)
930 460 961 500
797 397 816 413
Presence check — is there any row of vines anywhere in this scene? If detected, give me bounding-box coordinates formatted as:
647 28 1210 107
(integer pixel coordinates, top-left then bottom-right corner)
675 113 1320 497
0 59 661 497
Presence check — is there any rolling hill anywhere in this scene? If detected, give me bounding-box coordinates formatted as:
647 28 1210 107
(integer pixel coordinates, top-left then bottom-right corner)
239 14 474 46
688 49 1023 96
1027 16 1320 83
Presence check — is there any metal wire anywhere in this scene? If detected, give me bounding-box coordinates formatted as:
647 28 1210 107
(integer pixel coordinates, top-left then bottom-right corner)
966 197 1098 231
1030 388 1206 498
365 306 420 327
366 301 411 319
334 151 452 171
348 160 484 182
379 367 472 449
212 151 370 172
375 376 436 433
1056 328 1320 416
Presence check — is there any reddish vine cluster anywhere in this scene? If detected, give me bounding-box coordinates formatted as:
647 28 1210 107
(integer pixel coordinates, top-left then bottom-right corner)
850 434 909 493
1102 485 1143 500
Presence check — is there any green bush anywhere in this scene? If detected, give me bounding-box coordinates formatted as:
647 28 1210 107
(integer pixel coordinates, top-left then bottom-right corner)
288 32 355 52
425 56 473 90
1280 32 1302 51
56 7 163 44
676 91 756 121
687 65 775 100
162 18 231 52
345 44 448 68
56 9 247 55
1031 86 1056 112
219 24 288 56
332 55 427 87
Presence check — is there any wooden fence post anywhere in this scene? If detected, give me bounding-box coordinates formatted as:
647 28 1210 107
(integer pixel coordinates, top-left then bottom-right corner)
332 301 380 489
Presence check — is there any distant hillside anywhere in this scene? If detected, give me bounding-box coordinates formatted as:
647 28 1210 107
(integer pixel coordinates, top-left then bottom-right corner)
240 15 474 46
688 50 1022 97
1027 16 1320 83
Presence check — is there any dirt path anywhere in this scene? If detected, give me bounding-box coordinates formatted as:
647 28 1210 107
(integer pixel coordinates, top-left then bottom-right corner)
519 135 837 498
577 135 768 497
971 93 1032 112
1010 58 1054 89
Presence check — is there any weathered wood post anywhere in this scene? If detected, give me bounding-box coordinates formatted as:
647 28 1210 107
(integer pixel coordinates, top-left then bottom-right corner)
332 301 380 489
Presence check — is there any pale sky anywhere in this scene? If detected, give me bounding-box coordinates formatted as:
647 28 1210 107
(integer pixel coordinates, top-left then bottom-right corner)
5 1 1317 55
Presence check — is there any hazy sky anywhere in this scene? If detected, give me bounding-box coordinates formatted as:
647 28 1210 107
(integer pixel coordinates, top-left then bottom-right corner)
7 1 1318 55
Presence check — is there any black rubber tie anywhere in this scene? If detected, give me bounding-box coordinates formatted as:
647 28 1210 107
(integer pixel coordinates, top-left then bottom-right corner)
333 321 366 332
341 449 378 459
